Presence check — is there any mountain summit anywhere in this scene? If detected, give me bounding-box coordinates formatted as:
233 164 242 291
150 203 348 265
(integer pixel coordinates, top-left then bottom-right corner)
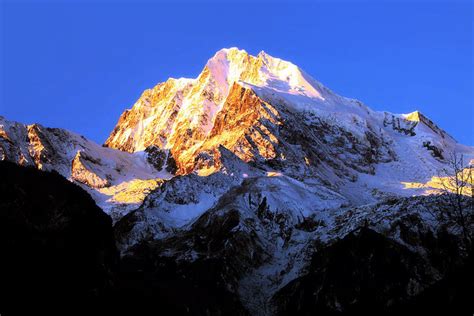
104 48 359 173
104 47 469 183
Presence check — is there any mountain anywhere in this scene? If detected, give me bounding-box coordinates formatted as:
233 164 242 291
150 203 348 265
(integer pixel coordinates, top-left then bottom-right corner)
108 48 473 313
105 47 472 194
106 47 472 245
1 47 473 314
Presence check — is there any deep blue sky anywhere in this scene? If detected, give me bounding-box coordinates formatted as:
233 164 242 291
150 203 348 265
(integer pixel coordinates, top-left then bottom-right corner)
1 1 472 145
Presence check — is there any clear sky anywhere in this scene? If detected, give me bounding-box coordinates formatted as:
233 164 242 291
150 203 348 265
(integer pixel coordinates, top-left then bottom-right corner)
1 0 472 145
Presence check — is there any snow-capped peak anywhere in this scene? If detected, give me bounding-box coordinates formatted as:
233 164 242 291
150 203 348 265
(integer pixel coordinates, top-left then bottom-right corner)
205 47 326 101
104 47 473 184
204 47 253 95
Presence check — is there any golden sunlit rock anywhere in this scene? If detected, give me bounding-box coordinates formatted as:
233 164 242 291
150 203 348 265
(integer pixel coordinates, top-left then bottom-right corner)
27 124 53 170
71 151 111 188
99 178 164 204
402 166 473 196
404 111 422 122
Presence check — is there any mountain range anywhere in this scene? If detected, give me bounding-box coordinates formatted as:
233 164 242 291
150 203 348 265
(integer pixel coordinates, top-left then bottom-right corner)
1 48 473 315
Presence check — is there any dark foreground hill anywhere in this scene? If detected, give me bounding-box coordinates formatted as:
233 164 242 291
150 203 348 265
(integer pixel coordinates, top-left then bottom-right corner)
0 161 118 313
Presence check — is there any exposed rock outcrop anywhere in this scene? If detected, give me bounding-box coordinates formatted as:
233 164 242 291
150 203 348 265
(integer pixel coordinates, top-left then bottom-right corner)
71 150 111 188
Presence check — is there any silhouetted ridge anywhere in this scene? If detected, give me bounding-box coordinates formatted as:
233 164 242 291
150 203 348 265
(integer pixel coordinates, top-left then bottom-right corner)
0 161 118 313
